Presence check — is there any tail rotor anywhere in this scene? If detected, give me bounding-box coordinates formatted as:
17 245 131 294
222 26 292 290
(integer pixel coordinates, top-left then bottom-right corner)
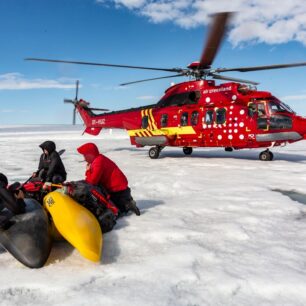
64 80 79 125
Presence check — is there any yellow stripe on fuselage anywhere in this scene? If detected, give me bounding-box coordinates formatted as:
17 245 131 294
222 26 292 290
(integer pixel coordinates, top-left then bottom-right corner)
128 126 196 137
148 108 157 130
132 108 196 137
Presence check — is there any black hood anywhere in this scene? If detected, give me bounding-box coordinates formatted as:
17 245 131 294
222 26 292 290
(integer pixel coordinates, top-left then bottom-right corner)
0 173 8 188
39 141 56 154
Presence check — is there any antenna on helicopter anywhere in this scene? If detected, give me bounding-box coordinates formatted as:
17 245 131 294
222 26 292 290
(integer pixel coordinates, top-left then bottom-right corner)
64 80 79 125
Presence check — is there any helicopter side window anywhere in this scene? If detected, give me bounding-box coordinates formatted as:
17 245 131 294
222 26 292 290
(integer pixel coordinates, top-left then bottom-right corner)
157 96 173 107
270 115 292 130
160 114 168 127
142 116 149 129
180 112 188 126
188 91 201 104
157 92 200 107
191 111 199 126
216 108 226 124
257 103 266 117
257 118 268 130
172 94 184 106
248 103 256 117
205 110 214 124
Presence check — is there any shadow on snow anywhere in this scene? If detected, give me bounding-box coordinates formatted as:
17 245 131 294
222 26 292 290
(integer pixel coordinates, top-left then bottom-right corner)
101 199 164 265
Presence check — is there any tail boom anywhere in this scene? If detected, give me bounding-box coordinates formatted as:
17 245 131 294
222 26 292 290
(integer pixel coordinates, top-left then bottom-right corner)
76 100 141 135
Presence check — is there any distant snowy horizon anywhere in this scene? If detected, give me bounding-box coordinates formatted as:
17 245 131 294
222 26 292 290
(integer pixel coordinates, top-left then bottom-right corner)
1 125 306 305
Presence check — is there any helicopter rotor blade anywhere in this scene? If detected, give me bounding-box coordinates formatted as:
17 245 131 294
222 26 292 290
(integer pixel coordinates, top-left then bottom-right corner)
120 74 186 86
199 12 232 69
210 73 259 85
75 80 79 100
64 99 76 104
89 107 110 112
25 58 184 73
215 62 306 73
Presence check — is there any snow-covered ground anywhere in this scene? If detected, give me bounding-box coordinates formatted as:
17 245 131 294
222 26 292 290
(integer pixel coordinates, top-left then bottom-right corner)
1 125 306 306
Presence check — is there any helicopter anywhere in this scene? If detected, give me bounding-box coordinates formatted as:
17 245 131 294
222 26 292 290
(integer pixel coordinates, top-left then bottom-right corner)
26 12 306 160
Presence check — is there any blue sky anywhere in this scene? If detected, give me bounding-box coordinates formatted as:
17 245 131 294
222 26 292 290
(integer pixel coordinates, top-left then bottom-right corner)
1 0 306 124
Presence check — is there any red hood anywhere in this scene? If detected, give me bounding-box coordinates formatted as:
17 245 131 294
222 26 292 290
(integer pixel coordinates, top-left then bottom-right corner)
77 143 100 158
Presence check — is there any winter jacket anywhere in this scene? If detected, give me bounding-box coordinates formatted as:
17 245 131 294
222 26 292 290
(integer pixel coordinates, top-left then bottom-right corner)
37 141 67 182
77 143 128 193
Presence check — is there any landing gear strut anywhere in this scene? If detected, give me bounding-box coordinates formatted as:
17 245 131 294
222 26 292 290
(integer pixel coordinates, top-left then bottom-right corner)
148 146 163 159
183 147 193 155
259 149 274 161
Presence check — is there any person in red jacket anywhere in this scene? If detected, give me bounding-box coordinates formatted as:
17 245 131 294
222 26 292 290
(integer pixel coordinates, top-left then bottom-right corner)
77 143 140 216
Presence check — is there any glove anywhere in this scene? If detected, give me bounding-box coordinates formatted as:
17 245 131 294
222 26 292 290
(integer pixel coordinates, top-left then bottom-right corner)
126 199 140 216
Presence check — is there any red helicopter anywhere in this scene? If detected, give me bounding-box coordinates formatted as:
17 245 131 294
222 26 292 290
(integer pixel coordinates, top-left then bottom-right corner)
26 12 306 161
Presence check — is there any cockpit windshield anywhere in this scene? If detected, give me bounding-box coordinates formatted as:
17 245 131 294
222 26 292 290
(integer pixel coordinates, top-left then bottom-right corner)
268 101 287 113
279 101 295 114
268 99 295 114
251 98 295 115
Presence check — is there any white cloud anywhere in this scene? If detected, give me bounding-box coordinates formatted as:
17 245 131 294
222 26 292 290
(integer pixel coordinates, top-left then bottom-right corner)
99 0 306 46
0 109 30 113
0 109 15 113
136 95 156 100
281 94 306 101
97 0 145 9
0 73 77 90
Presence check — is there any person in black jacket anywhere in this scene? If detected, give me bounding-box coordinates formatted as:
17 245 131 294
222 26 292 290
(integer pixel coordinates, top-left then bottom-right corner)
0 173 25 229
32 141 67 183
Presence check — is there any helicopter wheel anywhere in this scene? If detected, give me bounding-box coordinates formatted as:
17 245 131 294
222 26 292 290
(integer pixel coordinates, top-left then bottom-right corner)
259 150 274 161
183 147 193 155
225 147 233 152
149 147 160 159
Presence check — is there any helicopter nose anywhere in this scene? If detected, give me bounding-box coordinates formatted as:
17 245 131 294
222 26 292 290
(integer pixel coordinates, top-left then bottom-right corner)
293 116 306 139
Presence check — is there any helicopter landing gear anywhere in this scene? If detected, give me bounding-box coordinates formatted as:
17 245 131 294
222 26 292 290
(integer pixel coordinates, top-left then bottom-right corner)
149 146 163 159
225 147 233 152
259 149 274 161
183 147 193 155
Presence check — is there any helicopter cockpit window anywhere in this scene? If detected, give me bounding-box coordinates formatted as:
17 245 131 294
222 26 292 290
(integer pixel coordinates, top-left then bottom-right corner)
205 110 214 124
268 101 287 114
160 114 168 127
279 101 295 113
180 112 188 126
142 116 149 129
257 103 266 117
191 111 199 126
216 108 226 124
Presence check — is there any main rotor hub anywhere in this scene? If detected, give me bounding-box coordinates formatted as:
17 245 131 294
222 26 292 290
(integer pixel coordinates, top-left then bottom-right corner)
187 61 209 70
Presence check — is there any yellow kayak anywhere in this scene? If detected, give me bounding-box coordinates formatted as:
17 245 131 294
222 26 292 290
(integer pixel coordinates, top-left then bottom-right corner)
43 190 102 262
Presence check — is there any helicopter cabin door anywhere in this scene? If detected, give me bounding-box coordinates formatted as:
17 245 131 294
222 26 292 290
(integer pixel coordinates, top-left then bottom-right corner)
202 107 228 147
176 108 201 146
248 100 269 132
256 101 269 131
203 108 215 146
